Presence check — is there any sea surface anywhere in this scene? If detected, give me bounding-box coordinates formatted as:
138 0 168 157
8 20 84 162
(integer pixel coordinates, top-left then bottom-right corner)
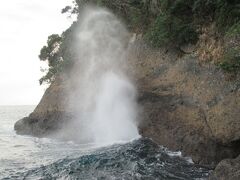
0 106 211 180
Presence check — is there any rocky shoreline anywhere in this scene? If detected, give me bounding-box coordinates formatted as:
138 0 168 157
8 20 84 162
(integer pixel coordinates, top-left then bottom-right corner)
14 0 240 179
15 42 240 179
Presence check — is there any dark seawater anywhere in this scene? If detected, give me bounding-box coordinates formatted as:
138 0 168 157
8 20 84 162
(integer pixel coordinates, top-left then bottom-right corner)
20 138 211 180
0 106 211 180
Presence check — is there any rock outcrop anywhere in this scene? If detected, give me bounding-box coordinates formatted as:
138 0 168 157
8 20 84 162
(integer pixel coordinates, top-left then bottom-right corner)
14 76 72 137
128 42 240 166
209 155 240 180
14 0 240 178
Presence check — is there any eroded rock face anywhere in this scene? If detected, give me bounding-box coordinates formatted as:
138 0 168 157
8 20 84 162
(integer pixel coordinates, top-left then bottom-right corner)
128 41 240 166
14 111 71 137
14 76 73 137
209 155 240 180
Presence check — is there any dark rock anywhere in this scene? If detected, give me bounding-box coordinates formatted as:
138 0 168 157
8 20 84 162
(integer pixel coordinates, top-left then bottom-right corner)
14 111 73 137
209 155 240 180
138 91 240 166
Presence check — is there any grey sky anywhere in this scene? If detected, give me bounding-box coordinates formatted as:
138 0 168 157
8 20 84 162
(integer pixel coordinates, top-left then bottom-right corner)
0 0 73 105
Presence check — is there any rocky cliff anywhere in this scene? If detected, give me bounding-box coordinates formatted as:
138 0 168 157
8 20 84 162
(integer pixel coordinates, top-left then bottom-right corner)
14 0 240 179
15 38 240 170
129 41 240 167
14 76 70 137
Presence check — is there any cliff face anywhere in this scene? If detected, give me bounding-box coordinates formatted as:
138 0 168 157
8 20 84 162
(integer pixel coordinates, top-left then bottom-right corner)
129 41 240 167
209 154 240 180
15 39 240 166
14 76 72 137
14 0 240 178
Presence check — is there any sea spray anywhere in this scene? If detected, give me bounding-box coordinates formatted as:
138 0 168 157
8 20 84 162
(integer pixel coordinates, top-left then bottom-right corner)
63 6 139 144
91 72 138 143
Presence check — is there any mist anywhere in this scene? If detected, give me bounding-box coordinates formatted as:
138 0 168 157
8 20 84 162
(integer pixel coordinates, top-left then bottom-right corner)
59 6 140 144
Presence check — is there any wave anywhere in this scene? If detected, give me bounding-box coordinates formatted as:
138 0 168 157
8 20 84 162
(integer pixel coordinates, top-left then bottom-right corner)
5 138 211 180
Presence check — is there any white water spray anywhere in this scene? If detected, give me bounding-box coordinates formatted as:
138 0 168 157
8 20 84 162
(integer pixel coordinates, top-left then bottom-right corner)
63 7 139 144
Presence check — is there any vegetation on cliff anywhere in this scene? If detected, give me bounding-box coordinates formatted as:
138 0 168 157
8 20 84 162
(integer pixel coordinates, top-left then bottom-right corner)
39 23 78 85
39 34 63 85
97 0 240 73
39 0 240 84
219 23 240 73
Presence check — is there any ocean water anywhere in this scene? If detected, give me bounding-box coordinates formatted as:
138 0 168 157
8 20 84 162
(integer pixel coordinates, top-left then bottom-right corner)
0 106 211 179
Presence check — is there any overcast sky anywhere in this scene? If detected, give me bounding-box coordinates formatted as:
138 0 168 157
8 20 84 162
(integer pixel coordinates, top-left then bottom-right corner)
0 0 73 105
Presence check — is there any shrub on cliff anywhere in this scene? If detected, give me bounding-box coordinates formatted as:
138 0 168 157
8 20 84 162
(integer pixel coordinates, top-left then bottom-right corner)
215 0 240 31
145 0 198 48
38 0 240 84
39 20 81 85
144 0 240 50
226 23 240 37
219 22 240 73
145 14 198 48
39 34 65 85
39 34 62 66
219 49 240 73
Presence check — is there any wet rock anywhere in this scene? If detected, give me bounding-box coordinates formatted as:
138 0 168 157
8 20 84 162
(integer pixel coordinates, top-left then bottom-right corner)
129 42 240 166
209 155 240 180
14 111 72 137
14 76 72 137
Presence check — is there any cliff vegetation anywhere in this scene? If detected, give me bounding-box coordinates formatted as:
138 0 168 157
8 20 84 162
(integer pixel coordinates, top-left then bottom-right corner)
39 0 240 84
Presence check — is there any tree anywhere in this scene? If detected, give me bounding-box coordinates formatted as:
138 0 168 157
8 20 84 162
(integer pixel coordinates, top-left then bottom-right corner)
39 34 63 85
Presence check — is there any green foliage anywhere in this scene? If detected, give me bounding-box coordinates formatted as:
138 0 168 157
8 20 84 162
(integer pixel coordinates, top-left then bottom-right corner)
215 0 240 31
170 0 194 17
145 15 170 47
192 0 217 22
61 6 72 14
128 8 147 30
226 22 240 37
191 0 240 29
145 0 198 48
143 0 240 48
219 21 240 73
97 0 103 6
219 48 240 73
39 34 62 67
39 34 63 85
71 0 239 48
62 0 80 15
39 68 56 85
145 14 198 48
38 0 240 85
